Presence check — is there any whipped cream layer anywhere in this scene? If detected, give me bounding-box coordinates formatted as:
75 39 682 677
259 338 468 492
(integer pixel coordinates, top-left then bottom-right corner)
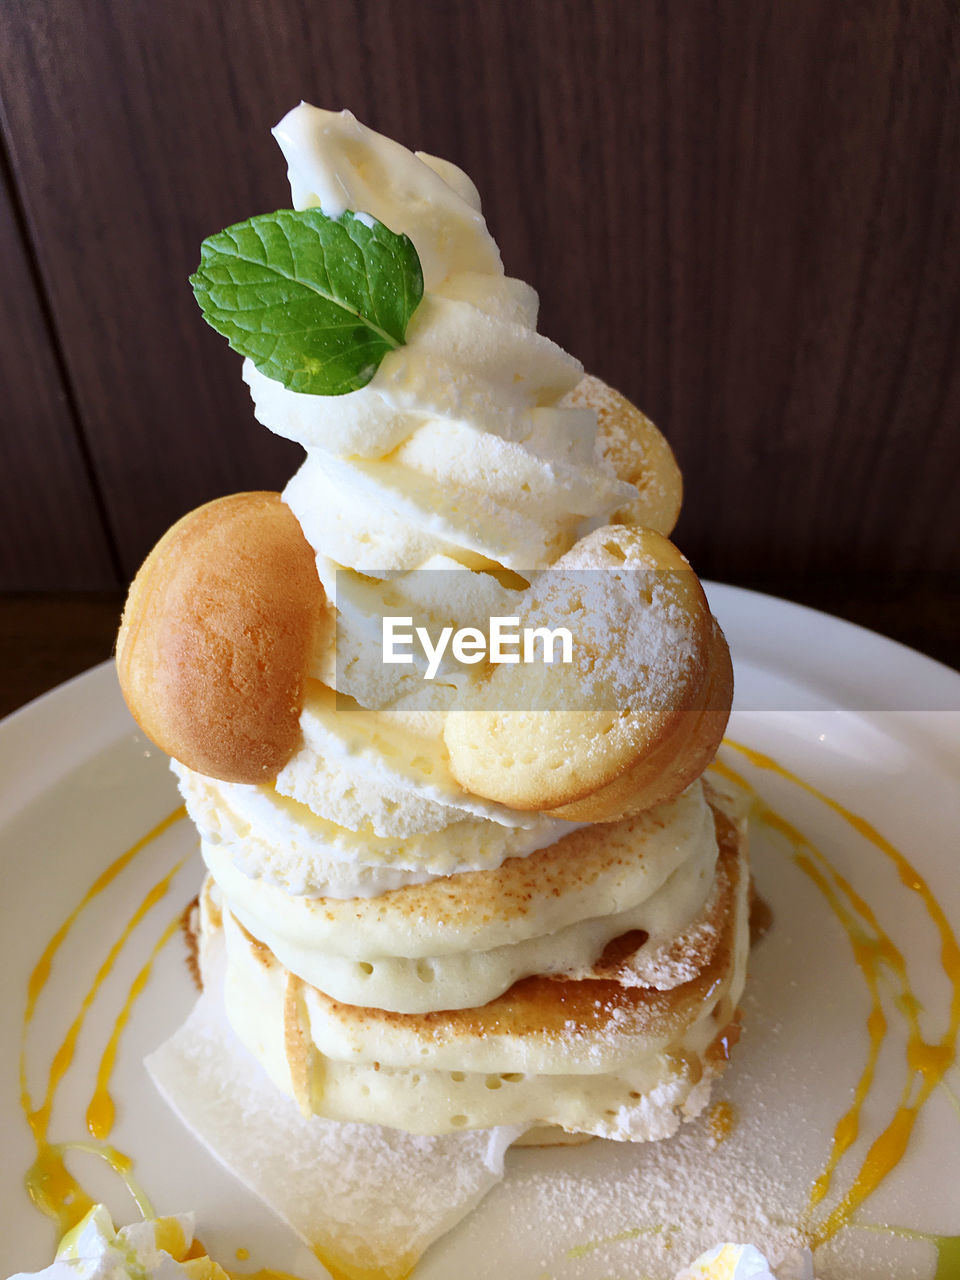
673 1244 816 1280
276 681 536 833
174 757 574 899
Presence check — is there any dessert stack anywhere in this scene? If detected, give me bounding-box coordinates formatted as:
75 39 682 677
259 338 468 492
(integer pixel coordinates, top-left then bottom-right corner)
118 106 745 1155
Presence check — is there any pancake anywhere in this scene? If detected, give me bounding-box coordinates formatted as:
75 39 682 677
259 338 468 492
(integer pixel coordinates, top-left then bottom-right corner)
216 828 719 1013
196 779 714 959
200 788 748 1140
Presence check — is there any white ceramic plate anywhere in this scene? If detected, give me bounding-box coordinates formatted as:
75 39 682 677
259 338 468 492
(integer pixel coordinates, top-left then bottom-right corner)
1 584 958 1279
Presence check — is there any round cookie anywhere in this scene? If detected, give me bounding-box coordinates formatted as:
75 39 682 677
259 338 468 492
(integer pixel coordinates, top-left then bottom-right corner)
442 525 732 819
563 374 683 535
546 617 732 821
116 491 327 784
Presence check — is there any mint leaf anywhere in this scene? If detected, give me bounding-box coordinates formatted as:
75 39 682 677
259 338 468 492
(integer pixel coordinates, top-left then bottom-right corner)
189 208 424 395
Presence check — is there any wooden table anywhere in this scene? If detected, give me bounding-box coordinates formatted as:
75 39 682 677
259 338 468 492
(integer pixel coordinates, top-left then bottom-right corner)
2 582 956 722
1 2 958 608
0 594 124 719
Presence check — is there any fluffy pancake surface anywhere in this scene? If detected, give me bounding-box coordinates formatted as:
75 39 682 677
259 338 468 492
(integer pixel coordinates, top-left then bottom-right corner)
195 779 718 1011
200 786 749 1139
191 775 711 950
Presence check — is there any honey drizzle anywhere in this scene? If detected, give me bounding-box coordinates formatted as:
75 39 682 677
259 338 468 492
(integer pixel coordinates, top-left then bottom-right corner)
19 806 187 1232
717 741 960 1248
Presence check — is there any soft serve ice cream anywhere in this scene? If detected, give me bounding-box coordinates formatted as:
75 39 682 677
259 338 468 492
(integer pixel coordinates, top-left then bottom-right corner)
250 109 640 636
168 106 659 910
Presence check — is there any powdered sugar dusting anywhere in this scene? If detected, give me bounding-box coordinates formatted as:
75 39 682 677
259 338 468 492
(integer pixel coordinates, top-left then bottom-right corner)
531 555 698 710
418 1104 811 1280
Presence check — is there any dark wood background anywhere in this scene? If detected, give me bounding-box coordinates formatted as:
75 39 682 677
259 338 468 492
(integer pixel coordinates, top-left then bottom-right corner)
1 0 958 680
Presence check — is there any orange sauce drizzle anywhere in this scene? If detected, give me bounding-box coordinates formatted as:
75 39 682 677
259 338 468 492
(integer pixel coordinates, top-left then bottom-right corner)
246 1274 311 1280
27 855 186 1142
873 1227 960 1279
717 741 960 1248
705 1098 736 1145
86 912 183 1140
226 1271 317 1280
23 1142 95 1236
18 801 322 1280
19 806 186 1232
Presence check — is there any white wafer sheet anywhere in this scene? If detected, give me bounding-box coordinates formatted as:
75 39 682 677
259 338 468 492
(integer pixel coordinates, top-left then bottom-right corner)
146 935 523 1280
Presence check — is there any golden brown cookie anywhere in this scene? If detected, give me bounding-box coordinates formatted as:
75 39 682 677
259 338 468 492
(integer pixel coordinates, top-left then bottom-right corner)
116 491 327 784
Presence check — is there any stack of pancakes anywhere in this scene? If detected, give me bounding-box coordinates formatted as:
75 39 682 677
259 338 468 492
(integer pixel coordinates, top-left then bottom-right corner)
117 105 746 1147
191 778 746 1144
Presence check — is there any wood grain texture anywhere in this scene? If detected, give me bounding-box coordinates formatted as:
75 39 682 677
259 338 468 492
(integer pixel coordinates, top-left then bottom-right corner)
0 0 957 589
0 129 117 588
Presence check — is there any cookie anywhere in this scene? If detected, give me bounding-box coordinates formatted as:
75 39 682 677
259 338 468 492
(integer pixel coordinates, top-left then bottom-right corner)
563 374 683 534
442 525 732 819
116 491 327 784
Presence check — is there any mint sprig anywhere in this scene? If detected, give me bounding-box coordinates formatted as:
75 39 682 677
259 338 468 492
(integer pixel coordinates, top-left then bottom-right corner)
190 208 424 396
